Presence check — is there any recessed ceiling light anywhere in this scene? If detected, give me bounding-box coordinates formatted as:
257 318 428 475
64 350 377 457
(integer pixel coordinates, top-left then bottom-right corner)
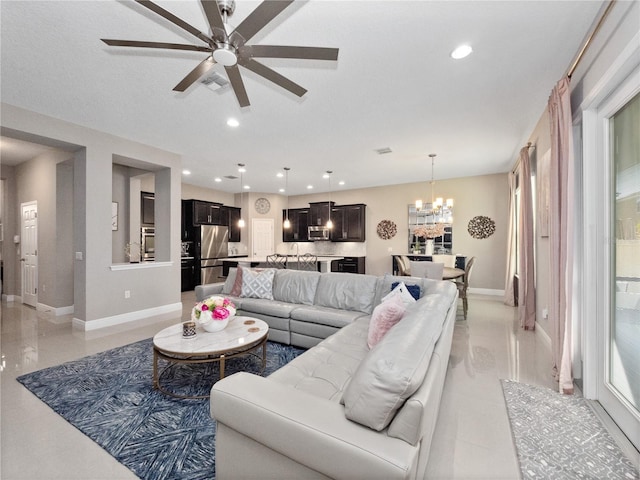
307 185 313 190
214 177 222 182
451 44 473 59
244 185 250 190
339 180 345 186
182 169 191 175
322 173 330 179
227 118 240 127
276 172 283 178
279 188 285 193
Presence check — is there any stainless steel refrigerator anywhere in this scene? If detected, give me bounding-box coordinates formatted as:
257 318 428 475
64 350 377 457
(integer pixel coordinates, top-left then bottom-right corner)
197 225 229 285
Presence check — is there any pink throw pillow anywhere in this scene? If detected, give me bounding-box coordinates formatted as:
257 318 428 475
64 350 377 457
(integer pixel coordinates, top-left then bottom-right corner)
230 267 244 296
367 294 406 349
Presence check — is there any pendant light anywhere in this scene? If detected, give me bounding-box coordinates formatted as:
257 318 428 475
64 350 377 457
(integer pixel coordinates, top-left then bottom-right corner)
414 154 453 223
283 167 291 229
237 163 246 228
326 170 333 229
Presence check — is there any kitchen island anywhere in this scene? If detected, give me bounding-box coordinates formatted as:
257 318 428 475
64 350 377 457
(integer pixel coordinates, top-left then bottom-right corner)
219 256 343 273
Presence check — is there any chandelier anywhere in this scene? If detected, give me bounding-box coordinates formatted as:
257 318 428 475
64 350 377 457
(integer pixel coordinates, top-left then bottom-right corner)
415 153 453 225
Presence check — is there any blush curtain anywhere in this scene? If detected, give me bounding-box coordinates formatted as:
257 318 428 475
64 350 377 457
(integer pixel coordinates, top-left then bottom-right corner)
504 172 517 307
517 147 536 330
548 77 575 394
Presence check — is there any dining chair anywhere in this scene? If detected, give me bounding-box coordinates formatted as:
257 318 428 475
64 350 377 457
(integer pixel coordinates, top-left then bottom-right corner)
396 255 411 276
454 256 475 319
266 253 287 269
431 254 456 268
409 260 444 280
298 253 318 271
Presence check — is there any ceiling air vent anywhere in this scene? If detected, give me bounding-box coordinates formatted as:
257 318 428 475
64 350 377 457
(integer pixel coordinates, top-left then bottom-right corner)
201 72 230 90
375 147 392 155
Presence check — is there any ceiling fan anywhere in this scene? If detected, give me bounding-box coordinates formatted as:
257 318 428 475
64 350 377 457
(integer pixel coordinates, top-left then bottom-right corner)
102 0 339 107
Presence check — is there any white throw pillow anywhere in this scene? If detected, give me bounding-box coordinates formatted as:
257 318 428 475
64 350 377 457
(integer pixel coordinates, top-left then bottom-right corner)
381 281 417 307
240 268 275 300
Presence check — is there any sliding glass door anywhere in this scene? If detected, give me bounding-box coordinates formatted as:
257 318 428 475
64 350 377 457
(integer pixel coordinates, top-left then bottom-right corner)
606 90 640 448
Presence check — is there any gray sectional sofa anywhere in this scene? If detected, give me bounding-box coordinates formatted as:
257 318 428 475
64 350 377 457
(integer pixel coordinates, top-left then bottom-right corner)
195 267 458 480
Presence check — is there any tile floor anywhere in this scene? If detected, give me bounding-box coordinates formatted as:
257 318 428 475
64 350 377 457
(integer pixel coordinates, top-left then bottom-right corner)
0 293 565 479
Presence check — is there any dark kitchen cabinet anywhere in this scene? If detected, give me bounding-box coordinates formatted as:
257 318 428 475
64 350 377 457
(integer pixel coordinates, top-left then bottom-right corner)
141 192 155 226
181 257 196 292
283 208 310 242
184 199 223 226
308 202 334 226
227 207 242 242
331 256 366 274
330 204 366 242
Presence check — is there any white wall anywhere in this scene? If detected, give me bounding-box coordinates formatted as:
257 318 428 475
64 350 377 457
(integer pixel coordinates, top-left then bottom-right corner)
1 103 183 328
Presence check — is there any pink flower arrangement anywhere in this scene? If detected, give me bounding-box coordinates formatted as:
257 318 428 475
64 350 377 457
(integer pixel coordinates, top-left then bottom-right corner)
191 296 236 323
413 224 446 239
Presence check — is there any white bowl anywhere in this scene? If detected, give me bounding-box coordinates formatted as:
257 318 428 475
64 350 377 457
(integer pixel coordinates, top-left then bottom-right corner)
201 318 229 332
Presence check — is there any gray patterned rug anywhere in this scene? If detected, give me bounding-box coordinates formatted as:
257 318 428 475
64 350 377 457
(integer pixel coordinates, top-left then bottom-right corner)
17 339 305 480
501 380 639 480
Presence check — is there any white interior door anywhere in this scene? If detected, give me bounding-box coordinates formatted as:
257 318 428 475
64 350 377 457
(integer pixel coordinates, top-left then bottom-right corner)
252 218 274 257
21 201 38 307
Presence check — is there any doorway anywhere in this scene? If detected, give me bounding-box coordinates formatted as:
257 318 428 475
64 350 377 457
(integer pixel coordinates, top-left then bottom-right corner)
251 218 274 258
21 201 38 307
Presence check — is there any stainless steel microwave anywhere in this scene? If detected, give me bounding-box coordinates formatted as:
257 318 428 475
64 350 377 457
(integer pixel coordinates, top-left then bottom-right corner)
308 225 330 241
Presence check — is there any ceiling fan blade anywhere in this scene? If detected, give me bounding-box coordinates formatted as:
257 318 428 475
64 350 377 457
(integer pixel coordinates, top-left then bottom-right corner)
173 56 216 92
224 65 250 107
200 0 227 43
241 45 339 61
102 39 211 52
136 0 212 46
239 58 306 97
233 0 293 43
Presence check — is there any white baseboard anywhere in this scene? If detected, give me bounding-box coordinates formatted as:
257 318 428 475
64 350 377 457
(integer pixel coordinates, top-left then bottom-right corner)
534 322 552 346
468 288 504 296
72 302 182 331
36 302 74 316
2 294 21 303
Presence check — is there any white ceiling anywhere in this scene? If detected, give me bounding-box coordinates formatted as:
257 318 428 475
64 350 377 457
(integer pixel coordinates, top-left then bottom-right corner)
0 0 605 195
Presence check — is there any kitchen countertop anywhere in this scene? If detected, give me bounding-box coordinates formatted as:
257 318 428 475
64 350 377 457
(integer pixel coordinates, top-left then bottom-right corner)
219 256 342 263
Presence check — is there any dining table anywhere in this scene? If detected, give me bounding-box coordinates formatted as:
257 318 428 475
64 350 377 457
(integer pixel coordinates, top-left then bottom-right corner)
443 267 465 280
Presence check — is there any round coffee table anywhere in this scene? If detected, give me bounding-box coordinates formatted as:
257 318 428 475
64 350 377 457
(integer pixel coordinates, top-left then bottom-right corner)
153 316 269 399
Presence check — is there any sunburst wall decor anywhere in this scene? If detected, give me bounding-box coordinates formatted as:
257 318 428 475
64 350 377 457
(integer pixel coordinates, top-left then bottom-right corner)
376 220 397 240
468 216 496 239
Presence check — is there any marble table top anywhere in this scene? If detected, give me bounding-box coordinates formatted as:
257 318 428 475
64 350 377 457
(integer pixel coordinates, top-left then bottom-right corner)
153 316 268 356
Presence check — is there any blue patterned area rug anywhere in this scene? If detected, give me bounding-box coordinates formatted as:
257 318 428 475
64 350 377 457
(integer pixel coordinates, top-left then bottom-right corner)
501 380 639 480
17 339 305 480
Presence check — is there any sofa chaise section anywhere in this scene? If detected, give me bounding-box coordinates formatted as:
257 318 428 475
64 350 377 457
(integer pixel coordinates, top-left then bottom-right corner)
209 276 459 479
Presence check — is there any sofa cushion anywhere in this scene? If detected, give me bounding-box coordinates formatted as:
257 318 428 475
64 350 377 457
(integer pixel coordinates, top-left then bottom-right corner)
342 293 449 431
367 294 406 348
238 298 297 319
290 305 367 328
314 273 378 314
241 268 276 300
270 317 370 402
272 269 321 306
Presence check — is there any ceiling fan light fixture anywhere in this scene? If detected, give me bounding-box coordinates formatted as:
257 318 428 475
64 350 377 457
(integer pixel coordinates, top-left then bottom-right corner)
213 44 238 66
